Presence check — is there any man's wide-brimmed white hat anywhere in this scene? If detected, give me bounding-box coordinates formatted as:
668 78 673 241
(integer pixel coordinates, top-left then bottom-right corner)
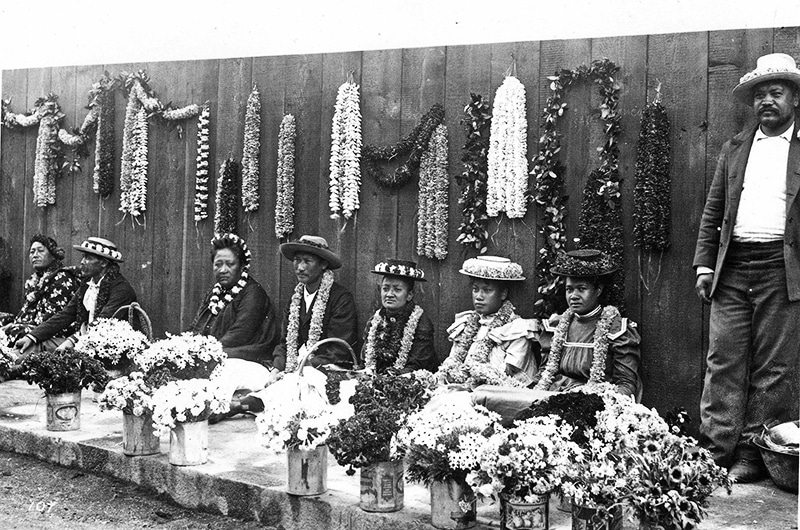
732 53 800 105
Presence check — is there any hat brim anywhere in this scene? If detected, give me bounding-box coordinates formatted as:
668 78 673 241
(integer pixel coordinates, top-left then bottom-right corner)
369 270 426 282
458 269 525 281
550 266 618 278
72 245 124 262
732 72 800 105
280 242 342 270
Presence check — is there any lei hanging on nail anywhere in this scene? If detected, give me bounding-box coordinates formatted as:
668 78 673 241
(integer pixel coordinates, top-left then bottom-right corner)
285 270 335 372
533 306 619 391
241 86 261 213
456 93 492 253
487 75 528 219
363 303 424 373
275 114 296 239
194 104 211 222
363 104 445 188
204 233 252 315
328 79 362 220
215 158 240 236
416 124 449 260
530 58 623 317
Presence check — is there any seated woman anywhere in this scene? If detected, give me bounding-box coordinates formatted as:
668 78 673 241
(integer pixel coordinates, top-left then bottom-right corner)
436 256 537 387
531 249 641 398
1 235 79 363
189 233 278 418
361 259 437 375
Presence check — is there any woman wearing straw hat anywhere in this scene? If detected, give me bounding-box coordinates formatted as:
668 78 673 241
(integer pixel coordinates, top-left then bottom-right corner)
361 259 437 375
436 256 537 386
531 249 641 397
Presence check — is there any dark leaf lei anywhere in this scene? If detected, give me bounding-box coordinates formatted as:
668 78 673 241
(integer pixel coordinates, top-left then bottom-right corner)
530 58 624 316
363 103 445 188
455 93 492 253
214 158 240 236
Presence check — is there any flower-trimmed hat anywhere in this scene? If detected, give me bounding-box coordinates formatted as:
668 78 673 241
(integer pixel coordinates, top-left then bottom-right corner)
280 235 342 270
550 249 617 277
459 256 525 281
211 233 252 268
73 237 124 263
370 258 426 282
732 53 800 105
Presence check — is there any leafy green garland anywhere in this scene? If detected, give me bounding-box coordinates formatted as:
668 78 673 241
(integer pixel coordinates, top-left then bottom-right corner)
456 93 492 253
363 104 445 188
530 58 624 316
214 158 240 236
633 93 671 251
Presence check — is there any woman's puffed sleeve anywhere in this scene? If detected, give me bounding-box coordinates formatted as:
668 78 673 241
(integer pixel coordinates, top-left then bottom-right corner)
608 318 641 398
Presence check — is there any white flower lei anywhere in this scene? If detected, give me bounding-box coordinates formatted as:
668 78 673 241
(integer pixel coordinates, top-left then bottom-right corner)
285 270 335 372
120 75 160 220
241 86 261 212
533 305 620 391
363 304 424 372
486 75 528 219
194 103 211 222
416 124 449 260
206 234 252 315
275 114 296 239
328 80 362 220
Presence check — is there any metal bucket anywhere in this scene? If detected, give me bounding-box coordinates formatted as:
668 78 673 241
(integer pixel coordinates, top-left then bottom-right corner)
753 431 798 493
286 445 328 496
500 492 550 530
45 391 81 431
571 503 623 530
429 479 476 529
122 412 161 456
360 459 404 512
169 420 208 466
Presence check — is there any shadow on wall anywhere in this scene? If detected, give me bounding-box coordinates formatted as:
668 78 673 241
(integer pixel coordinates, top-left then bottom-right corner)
0 237 12 312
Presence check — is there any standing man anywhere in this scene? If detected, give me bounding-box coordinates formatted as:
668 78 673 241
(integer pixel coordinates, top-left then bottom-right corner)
15 237 137 356
694 53 800 482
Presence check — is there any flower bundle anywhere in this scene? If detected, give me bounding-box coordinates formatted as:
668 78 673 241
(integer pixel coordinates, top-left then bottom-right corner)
275 114 296 239
131 332 226 381
214 158 240 236
328 80 362 220
397 400 499 486
160 103 201 121
633 93 672 251
91 73 118 197
74 317 149 366
467 415 580 502
241 86 261 212
19 348 110 395
416 123 449 260
150 378 229 435
98 371 155 416
194 103 211 222
328 373 431 474
363 104 445 188
456 93 492 253
486 76 528 219
1 98 42 128
32 94 65 207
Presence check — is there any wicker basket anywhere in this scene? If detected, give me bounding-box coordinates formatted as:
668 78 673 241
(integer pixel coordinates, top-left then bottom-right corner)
752 422 799 493
111 302 154 342
299 338 367 404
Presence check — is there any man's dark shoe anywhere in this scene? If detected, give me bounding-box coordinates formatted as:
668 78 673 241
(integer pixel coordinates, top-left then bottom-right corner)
728 459 768 483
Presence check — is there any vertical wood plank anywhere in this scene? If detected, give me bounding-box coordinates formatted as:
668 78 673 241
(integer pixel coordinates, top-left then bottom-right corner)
642 31 709 418
23 68 50 247
47 66 76 251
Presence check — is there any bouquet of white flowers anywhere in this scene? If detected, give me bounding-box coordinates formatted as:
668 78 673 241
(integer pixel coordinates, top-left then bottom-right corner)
74 318 149 365
132 332 225 380
150 378 229 436
98 371 155 416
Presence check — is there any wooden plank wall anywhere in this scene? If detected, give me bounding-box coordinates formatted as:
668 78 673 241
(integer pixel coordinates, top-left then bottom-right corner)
2 27 797 425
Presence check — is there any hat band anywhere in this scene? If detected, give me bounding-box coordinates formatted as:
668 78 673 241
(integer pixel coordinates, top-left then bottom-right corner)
81 241 122 261
297 239 332 251
374 261 425 280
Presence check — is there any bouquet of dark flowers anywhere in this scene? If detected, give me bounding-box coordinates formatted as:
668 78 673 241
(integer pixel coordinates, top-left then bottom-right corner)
516 388 606 446
327 373 431 474
19 348 109 395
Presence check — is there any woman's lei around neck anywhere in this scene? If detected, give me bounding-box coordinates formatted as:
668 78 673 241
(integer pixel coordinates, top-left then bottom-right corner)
285 270 335 372
364 302 424 373
206 234 252 316
533 305 619 391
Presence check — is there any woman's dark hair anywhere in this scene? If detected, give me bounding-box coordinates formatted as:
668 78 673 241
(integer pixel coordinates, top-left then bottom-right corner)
210 235 248 266
29 234 65 261
470 277 512 299
381 274 415 292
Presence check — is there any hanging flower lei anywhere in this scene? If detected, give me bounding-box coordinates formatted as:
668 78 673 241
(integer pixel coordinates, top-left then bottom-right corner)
633 89 671 251
533 305 619 391
205 233 252 315
416 123 449 260
285 270 335 372
194 103 211 222
275 114 296 239
487 75 528 219
241 86 261 213
437 300 517 382
456 93 492 253
363 304 424 372
214 158 240 236
92 74 118 197
530 58 623 317
363 104 445 188
329 79 362 220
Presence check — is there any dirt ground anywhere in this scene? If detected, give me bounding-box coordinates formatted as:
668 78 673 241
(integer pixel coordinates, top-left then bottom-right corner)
0 450 273 530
